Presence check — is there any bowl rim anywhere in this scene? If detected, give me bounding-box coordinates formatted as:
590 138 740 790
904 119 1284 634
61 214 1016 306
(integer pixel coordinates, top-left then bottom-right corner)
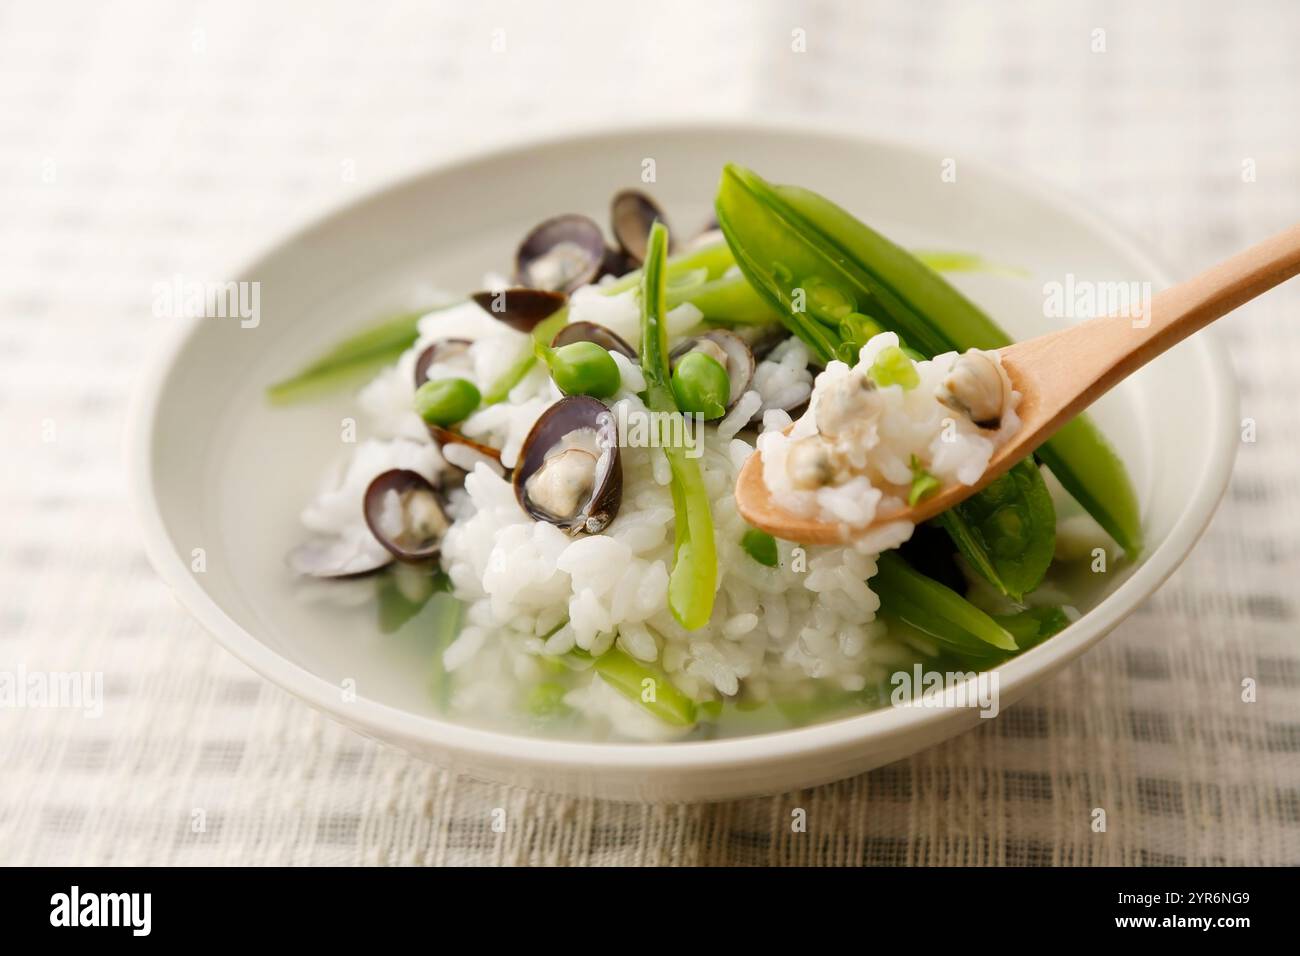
125 118 1239 774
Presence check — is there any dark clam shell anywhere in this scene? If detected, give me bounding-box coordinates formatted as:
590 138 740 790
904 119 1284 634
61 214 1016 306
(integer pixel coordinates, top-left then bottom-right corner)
362 469 449 562
668 329 756 410
413 338 473 389
512 395 622 535
515 215 606 293
610 190 670 266
551 321 637 360
600 246 634 281
470 288 566 334
427 424 504 470
740 326 790 362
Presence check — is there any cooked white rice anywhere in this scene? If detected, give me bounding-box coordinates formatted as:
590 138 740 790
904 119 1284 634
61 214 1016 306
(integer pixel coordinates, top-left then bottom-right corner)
297 291 1018 740
758 332 1021 534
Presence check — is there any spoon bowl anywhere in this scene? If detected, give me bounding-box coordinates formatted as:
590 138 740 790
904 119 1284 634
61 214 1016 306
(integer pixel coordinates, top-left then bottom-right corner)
738 223 1300 544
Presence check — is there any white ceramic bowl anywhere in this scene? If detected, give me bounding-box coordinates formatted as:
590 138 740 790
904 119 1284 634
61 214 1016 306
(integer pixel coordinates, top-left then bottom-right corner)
128 122 1238 801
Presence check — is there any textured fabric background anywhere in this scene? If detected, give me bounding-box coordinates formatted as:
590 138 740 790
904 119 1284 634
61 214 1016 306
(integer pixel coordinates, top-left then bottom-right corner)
2 0 1298 865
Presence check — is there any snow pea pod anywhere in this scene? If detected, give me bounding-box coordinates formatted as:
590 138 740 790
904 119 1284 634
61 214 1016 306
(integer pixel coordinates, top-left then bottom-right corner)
375 566 446 634
714 164 1142 556
676 273 781 325
423 589 463 709
991 606 1071 650
592 647 697 727
911 250 1028 277
266 306 439 402
937 460 1056 601
640 221 718 631
900 604 1070 670
936 606 1072 667
874 552 1016 654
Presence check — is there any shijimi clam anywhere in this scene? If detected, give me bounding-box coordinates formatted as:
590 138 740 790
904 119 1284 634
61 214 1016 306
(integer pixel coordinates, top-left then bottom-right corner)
513 395 622 535
669 329 756 410
551 320 638 360
515 215 608 293
470 288 567 334
363 469 450 562
934 350 1010 430
610 189 670 266
413 338 473 388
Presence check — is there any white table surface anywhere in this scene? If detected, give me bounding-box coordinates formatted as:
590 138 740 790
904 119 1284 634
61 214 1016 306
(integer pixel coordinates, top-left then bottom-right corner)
3 0 1298 865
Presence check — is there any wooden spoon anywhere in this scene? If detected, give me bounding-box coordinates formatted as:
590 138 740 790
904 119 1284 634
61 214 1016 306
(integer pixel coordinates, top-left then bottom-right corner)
736 223 1300 544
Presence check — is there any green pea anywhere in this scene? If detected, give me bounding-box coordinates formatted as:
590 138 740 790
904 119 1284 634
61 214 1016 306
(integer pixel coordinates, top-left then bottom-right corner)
535 341 621 398
741 528 779 567
869 345 920 390
671 351 730 420
414 377 480 426
839 311 885 353
802 275 857 321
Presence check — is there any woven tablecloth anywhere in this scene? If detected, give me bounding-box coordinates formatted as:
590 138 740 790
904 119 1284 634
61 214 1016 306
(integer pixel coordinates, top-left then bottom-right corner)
3 0 1298 866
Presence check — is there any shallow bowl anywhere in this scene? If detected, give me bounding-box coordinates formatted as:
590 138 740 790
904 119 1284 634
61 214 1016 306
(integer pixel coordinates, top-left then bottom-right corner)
128 122 1237 801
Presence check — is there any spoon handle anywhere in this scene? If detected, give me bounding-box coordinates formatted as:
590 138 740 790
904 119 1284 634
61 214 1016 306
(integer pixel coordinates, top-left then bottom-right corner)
1132 221 1300 370
1004 222 1300 424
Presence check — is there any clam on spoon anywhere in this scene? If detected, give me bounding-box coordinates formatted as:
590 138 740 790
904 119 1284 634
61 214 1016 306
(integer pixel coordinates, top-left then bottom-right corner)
736 223 1300 545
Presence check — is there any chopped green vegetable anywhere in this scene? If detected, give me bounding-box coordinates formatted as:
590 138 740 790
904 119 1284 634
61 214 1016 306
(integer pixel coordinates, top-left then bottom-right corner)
671 351 729 419
413 376 480 426
897 522 965 592
376 568 439 634
938 460 1055 601
772 682 891 725
640 222 718 631
266 307 434 403
424 590 463 709
991 606 1072 650
525 681 571 719
482 308 570 404
676 273 782 325
908 455 941 507
874 552 1016 654
1035 421 1140 557
911 250 1029 277
870 345 920 390
593 647 697 727
922 605 1072 668
714 164 1141 556
740 528 779 567
534 340 621 398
